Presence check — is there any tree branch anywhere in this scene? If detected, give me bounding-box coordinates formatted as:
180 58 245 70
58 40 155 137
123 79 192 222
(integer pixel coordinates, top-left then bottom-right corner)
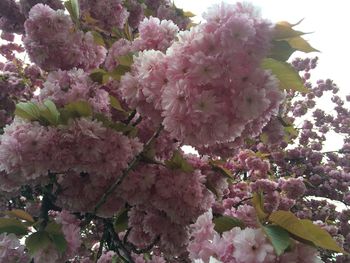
94 125 163 214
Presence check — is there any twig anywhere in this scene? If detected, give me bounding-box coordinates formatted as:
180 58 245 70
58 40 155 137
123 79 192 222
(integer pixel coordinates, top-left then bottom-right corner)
124 110 136 125
94 125 163 214
105 219 135 263
130 236 159 254
95 228 106 263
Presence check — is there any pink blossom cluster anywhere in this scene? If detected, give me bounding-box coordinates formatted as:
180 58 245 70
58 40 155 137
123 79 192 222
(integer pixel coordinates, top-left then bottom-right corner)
0 61 38 128
79 0 129 31
0 117 143 190
38 69 111 115
105 39 133 72
119 163 214 255
19 0 64 17
120 49 167 124
136 117 179 159
97 251 166 263
0 233 29 262
24 4 106 71
231 150 271 180
133 16 179 52
121 2 284 147
0 0 26 33
188 210 321 263
55 170 126 217
55 210 82 257
31 210 82 263
97 251 117 263
154 1 191 30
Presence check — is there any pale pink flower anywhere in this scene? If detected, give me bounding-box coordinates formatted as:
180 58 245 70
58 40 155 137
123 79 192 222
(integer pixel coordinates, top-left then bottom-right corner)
232 228 275 263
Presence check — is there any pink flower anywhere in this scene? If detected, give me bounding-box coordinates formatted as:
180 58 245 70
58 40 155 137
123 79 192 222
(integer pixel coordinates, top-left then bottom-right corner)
133 16 179 52
232 228 275 263
24 4 106 71
0 233 29 263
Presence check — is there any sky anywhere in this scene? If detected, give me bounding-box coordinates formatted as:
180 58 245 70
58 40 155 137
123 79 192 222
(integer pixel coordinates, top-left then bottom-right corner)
175 0 350 152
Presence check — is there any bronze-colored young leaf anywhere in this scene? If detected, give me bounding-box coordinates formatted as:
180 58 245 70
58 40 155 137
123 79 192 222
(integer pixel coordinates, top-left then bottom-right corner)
165 151 194 173
109 95 126 112
209 160 233 179
90 69 109 84
213 216 244 234
64 101 93 118
4 209 35 223
117 53 134 67
109 65 131 81
183 11 196 17
287 36 319 53
273 23 306 40
0 218 29 235
252 192 268 221
261 58 308 93
90 31 105 46
114 209 129 233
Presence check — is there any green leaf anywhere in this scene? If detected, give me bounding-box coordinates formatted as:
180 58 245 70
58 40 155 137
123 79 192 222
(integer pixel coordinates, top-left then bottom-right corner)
45 222 67 254
269 211 345 253
261 58 308 93
209 160 233 179
94 113 136 135
284 125 299 142
109 95 126 112
114 209 129 233
64 0 80 23
206 181 220 198
50 233 67 254
111 256 118 263
260 132 269 144
165 151 194 173
268 40 296 62
286 36 319 53
45 221 61 234
213 216 244 234
63 101 93 119
252 192 268 221
90 31 105 46
15 102 41 121
90 69 109 84
26 231 51 255
40 100 60 125
263 225 291 256
117 53 134 67
4 209 34 223
273 22 307 40
109 65 131 81
0 218 28 235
